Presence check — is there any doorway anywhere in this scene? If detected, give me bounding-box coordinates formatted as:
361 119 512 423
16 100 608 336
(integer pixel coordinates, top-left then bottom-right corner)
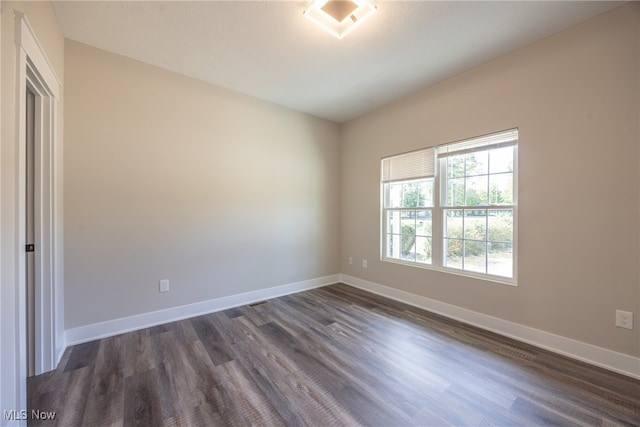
9 10 63 412
21 65 59 377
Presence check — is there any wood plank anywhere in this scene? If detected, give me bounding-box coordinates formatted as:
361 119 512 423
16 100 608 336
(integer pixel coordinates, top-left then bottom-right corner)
64 340 100 372
180 339 226 421
258 321 411 425
149 330 194 419
123 369 164 427
82 335 126 426
214 359 285 425
32 365 94 427
232 318 363 426
189 314 235 366
123 329 154 378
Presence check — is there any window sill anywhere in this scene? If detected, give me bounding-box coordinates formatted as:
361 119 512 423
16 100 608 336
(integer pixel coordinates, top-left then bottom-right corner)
381 257 518 287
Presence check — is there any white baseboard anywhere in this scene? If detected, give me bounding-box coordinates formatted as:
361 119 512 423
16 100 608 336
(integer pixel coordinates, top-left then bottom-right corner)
340 274 640 380
65 274 340 347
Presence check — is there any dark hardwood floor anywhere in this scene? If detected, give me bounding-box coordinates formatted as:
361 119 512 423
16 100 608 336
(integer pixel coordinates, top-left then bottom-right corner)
28 283 640 426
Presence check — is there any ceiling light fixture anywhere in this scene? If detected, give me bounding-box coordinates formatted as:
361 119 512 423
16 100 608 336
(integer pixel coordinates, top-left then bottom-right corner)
303 0 377 39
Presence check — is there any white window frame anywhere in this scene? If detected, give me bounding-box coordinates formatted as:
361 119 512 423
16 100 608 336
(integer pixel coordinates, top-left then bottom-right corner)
381 129 518 285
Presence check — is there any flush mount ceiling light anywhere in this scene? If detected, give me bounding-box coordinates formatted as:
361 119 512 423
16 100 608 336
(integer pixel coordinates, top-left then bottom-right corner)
303 0 377 39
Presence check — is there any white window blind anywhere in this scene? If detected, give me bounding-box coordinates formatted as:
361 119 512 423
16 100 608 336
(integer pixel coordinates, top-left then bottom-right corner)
437 129 518 157
382 147 435 183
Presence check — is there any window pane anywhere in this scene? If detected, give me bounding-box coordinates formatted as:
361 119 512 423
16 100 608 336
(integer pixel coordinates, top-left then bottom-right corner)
464 210 486 240
488 243 513 277
444 210 463 239
464 240 487 273
417 179 434 207
387 233 400 259
487 210 513 242
445 239 463 269
386 210 401 235
466 175 488 205
489 146 514 174
401 183 417 208
401 211 416 230
416 210 432 236
466 151 488 176
489 173 513 204
401 211 416 260
447 155 465 178
416 236 432 264
401 234 416 261
388 183 402 208
447 178 465 206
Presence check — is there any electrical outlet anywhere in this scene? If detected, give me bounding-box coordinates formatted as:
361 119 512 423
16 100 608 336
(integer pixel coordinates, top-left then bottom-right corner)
615 310 633 329
159 279 170 293
348 256 353 265
362 259 368 268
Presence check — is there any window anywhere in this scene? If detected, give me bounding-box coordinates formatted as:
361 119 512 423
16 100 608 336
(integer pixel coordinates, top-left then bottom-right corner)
382 129 518 283
382 148 435 265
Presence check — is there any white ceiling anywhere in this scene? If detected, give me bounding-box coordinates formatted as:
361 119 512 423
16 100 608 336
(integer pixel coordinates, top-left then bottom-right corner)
51 1 624 123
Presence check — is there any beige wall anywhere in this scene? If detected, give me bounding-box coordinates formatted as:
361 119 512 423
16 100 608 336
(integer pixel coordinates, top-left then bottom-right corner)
1 0 64 415
63 40 340 328
340 4 640 357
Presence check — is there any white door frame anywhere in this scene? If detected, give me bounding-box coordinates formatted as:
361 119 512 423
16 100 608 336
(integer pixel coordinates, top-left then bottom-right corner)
14 10 61 383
